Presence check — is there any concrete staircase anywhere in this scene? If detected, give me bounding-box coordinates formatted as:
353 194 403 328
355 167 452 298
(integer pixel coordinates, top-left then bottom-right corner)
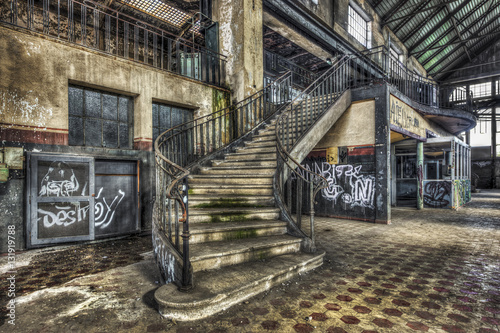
154 117 325 321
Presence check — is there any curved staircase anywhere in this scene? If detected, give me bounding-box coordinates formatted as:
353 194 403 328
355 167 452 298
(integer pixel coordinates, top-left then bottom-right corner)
154 114 325 321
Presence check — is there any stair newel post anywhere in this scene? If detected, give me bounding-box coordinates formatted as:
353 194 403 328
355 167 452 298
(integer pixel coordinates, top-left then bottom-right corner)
180 176 193 291
309 180 316 253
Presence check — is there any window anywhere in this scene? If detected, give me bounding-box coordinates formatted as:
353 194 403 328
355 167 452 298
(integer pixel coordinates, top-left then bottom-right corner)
68 86 133 149
152 102 193 143
469 82 491 98
348 5 369 47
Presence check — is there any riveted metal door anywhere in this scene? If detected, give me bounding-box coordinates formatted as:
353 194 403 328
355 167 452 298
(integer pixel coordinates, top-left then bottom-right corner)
27 153 95 247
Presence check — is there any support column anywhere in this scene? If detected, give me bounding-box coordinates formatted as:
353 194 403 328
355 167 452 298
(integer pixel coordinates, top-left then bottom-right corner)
417 141 424 210
213 0 263 102
492 106 497 188
374 85 391 224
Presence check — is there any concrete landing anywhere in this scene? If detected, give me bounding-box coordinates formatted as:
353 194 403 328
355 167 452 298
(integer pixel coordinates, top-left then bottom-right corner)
154 251 325 321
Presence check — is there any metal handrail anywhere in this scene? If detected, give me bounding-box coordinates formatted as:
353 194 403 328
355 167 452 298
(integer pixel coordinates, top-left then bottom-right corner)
153 71 294 289
274 56 353 252
1 0 227 87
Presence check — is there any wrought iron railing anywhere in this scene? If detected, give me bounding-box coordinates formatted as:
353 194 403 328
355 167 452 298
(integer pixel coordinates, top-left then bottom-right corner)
357 46 475 113
274 47 476 252
275 56 364 252
0 0 227 86
153 72 294 289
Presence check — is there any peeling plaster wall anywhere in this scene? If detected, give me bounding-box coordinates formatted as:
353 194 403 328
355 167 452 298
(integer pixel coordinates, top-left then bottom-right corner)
214 0 263 102
0 26 227 251
0 26 223 145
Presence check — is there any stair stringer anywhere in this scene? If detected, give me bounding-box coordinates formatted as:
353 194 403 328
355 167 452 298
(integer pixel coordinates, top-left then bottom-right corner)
273 90 352 247
289 90 352 163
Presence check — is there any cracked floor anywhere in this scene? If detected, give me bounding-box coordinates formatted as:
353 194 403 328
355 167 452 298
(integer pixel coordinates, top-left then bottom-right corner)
1 190 499 332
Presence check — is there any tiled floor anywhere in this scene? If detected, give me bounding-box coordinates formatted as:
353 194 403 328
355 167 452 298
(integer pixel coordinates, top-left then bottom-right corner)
1 190 499 332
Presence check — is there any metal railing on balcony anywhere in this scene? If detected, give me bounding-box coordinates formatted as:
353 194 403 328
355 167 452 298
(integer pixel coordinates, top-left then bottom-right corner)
0 0 226 87
356 46 475 114
154 72 295 289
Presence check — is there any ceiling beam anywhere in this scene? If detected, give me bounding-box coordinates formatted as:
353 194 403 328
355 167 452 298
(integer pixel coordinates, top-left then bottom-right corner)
381 0 411 23
401 6 445 44
446 3 472 61
422 8 499 70
429 29 500 80
411 0 494 58
407 0 470 54
384 0 459 25
389 0 433 33
413 30 500 56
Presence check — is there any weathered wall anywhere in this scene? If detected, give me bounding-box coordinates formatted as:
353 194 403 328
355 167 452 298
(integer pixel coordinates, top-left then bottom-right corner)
0 25 223 149
315 100 375 148
214 0 263 102
300 147 376 221
0 25 227 251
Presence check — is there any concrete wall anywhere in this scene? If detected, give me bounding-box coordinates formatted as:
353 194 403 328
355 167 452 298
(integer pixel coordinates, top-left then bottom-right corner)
214 0 264 102
0 26 225 149
315 100 376 148
0 25 228 252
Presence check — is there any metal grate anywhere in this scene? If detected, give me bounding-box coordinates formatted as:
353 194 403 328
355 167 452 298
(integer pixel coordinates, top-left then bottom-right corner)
121 0 191 28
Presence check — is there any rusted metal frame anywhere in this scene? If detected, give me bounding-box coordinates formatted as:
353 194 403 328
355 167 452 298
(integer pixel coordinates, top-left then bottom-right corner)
43 0 49 34
68 0 75 42
11 0 18 25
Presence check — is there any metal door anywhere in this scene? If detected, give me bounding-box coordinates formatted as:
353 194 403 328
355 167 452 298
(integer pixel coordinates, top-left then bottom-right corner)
28 153 95 246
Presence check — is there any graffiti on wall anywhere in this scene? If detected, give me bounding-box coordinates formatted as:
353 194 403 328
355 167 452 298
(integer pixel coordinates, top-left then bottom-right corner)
423 181 452 208
37 161 126 230
453 179 471 208
297 160 375 210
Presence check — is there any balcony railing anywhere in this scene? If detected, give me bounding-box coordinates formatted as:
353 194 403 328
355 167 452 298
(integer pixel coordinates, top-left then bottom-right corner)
0 0 227 87
356 46 475 114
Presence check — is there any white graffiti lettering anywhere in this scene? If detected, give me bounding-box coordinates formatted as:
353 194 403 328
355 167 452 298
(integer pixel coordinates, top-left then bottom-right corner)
94 188 126 229
37 204 88 228
299 162 375 209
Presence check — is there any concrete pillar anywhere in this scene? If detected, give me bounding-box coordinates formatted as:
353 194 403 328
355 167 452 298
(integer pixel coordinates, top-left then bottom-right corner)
492 106 497 188
417 141 424 210
213 0 263 102
374 86 391 224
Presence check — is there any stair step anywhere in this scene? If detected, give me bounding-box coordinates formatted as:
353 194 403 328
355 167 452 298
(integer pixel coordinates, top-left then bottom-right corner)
188 184 273 195
189 195 275 208
225 152 277 160
155 251 325 321
187 220 286 244
189 235 302 271
189 207 280 223
189 175 273 185
234 146 276 154
245 140 276 148
211 159 276 167
251 133 276 141
199 166 275 175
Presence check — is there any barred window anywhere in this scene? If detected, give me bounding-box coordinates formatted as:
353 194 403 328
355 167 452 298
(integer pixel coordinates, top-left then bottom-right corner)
68 86 133 149
348 5 369 47
152 102 194 143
